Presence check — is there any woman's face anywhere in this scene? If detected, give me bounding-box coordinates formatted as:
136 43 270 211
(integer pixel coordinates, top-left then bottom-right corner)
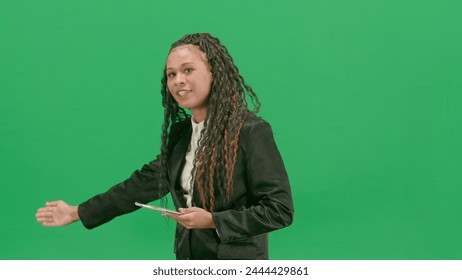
166 45 213 118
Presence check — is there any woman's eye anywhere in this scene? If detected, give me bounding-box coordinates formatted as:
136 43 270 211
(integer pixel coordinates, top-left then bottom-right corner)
184 68 193 73
167 72 175 78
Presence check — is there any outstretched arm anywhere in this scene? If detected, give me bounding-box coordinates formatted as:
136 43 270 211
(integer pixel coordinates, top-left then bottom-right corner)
35 200 80 227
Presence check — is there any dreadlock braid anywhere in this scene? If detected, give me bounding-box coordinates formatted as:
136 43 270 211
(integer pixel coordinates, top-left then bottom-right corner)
159 33 261 211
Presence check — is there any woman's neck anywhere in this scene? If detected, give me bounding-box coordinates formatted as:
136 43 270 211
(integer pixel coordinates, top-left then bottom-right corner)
191 108 207 123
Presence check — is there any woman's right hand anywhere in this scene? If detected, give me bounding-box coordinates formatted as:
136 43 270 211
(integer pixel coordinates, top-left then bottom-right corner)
35 200 80 227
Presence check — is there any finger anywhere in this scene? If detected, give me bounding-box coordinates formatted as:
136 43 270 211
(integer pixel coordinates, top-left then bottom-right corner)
178 208 195 214
35 212 52 218
163 213 181 221
45 201 59 207
36 207 54 213
37 216 54 223
42 222 58 227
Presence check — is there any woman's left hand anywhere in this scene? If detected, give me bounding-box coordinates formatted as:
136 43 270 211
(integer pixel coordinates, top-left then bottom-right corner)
164 207 216 229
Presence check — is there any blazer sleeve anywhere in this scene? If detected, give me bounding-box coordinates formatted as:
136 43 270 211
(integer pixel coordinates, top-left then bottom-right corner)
78 156 168 229
212 119 294 242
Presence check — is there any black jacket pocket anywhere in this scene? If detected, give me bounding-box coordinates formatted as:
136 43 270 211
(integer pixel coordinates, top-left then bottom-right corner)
217 239 257 260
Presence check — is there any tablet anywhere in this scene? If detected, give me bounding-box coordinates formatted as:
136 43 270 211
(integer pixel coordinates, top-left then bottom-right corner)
135 202 181 215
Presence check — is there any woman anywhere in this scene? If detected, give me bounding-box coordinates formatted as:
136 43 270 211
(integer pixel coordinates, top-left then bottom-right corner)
36 33 294 260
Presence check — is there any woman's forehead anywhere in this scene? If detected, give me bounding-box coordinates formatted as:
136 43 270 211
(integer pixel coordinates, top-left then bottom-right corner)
166 45 208 68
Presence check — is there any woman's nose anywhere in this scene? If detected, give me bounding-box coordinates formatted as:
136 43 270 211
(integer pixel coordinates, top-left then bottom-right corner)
174 73 185 86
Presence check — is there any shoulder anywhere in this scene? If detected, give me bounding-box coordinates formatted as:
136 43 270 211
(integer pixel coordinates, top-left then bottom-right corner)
239 113 274 146
241 113 272 134
168 118 192 147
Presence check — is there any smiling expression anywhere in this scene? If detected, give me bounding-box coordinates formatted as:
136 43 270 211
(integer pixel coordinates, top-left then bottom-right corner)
166 45 213 121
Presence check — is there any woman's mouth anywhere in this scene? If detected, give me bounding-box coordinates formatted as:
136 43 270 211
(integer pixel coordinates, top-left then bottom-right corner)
177 90 189 97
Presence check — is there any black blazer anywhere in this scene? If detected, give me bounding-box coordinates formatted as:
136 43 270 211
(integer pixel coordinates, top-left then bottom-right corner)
78 114 294 259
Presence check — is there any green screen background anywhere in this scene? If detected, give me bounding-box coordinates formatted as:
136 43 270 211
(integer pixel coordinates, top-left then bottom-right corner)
1 0 461 259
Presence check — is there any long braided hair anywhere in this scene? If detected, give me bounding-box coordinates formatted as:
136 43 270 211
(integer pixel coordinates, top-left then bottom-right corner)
159 33 260 211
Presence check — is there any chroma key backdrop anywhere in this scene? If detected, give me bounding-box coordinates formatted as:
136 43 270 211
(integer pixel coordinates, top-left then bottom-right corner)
1 0 461 259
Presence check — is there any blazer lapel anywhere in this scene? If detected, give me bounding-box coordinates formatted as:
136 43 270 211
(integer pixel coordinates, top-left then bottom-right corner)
168 122 192 208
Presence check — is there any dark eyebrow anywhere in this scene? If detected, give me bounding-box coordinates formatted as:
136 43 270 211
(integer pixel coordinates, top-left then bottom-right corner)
166 62 195 71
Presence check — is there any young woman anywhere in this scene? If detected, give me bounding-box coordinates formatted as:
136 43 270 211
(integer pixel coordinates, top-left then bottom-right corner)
36 33 294 260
